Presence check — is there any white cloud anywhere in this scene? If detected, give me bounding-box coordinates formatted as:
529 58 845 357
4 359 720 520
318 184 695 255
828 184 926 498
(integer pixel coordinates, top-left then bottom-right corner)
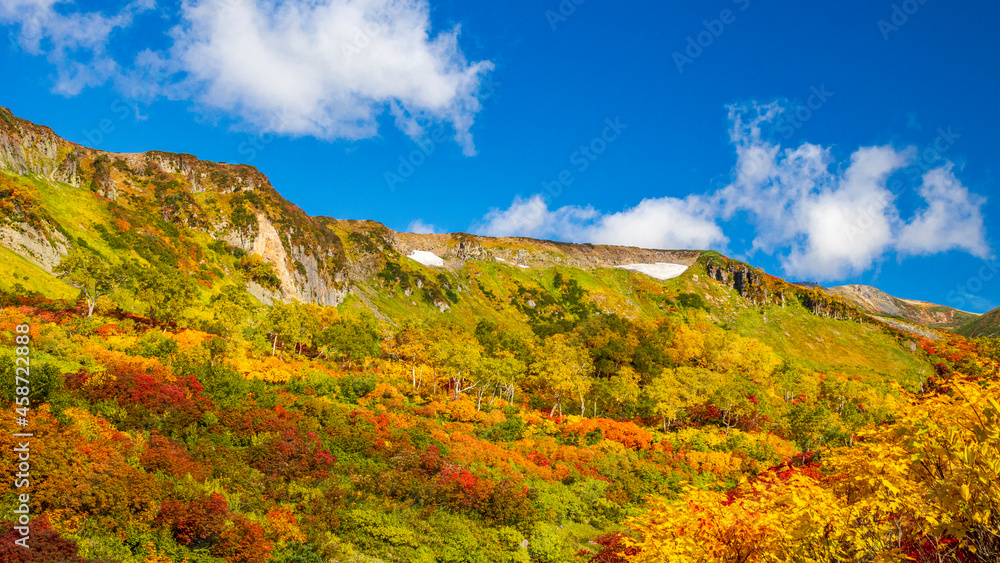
474 102 990 282
586 196 727 250
155 0 493 155
0 0 152 94
406 219 438 234
715 102 989 280
1 0 492 154
897 164 990 257
473 194 726 250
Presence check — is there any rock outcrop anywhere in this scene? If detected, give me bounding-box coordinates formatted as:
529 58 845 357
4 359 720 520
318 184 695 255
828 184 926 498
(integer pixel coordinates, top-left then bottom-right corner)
827 284 978 330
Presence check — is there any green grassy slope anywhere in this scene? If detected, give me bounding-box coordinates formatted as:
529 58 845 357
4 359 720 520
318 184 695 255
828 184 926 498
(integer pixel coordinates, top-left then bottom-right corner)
955 306 1000 338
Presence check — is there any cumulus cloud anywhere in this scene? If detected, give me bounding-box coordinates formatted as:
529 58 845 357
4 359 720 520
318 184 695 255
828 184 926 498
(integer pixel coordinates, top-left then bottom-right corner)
474 101 990 282
715 102 989 279
0 0 152 94
152 0 493 155
473 194 726 250
406 219 439 234
896 164 990 257
1 0 493 154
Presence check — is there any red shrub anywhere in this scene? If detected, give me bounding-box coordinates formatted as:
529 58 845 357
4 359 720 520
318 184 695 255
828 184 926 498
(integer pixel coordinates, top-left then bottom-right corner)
156 493 230 549
582 532 639 563
140 433 207 480
0 518 83 563
214 516 273 563
251 428 335 481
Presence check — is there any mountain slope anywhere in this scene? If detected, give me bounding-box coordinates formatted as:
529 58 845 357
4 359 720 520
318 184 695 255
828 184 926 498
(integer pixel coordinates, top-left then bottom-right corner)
0 104 937 381
955 306 1000 338
0 106 862 329
3 105 982 563
825 284 977 331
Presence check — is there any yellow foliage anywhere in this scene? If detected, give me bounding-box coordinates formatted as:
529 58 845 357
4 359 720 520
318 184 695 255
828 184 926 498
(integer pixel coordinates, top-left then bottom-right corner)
626 374 1000 562
229 356 299 383
141 542 179 563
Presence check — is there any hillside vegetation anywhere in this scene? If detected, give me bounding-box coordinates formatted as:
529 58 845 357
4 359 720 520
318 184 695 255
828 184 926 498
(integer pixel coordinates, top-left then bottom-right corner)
956 306 1000 338
826 284 977 331
1 106 999 563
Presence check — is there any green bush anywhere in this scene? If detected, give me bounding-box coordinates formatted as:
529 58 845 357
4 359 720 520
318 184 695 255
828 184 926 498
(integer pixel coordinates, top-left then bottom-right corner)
0 353 60 405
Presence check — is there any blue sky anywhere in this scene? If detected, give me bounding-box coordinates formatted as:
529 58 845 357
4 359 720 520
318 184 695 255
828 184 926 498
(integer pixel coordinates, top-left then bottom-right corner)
1 0 997 312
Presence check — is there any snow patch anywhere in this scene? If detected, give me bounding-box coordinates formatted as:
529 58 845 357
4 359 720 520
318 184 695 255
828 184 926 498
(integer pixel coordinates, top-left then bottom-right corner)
616 263 688 280
408 250 445 267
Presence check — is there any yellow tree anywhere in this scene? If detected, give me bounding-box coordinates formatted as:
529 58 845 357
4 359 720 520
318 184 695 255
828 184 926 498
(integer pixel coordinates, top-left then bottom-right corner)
645 368 689 431
532 334 594 417
429 323 484 400
624 472 858 563
711 333 781 384
383 322 429 391
54 248 125 317
596 364 642 417
665 323 706 366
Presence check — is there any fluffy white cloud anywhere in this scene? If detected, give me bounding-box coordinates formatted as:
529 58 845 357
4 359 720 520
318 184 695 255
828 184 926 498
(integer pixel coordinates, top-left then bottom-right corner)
474 195 595 240
474 102 990 282
1 0 492 154
473 194 726 250
586 196 726 250
0 0 152 94
897 164 990 257
151 0 492 154
406 219 438 234
716 102 989 280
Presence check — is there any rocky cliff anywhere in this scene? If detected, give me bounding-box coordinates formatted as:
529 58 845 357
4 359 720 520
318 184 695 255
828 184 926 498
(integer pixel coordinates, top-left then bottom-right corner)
827 284 977 331
702 254 869 322
0 106 706 308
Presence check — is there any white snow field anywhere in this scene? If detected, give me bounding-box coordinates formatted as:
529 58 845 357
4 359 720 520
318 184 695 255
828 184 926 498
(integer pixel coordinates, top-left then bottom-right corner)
407 250 445 267
615 263 688 280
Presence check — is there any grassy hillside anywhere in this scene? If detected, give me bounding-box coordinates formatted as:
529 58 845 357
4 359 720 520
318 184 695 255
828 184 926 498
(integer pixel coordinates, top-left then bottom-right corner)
955 306 1000 338
2 106 998 563
826 284 977 331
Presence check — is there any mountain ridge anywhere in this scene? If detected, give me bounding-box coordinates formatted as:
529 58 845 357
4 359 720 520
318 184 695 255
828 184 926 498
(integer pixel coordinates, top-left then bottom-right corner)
955 305 1000 338
0 104 968 338
825 284 977 331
